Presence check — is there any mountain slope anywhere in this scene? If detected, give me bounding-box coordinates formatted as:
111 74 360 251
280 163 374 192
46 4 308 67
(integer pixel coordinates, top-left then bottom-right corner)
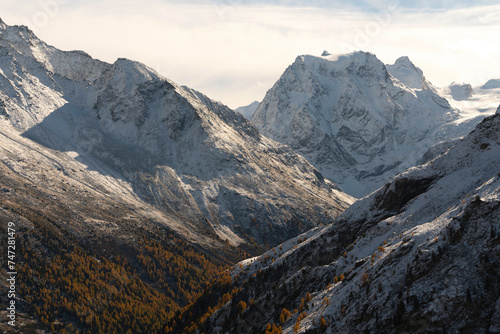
252 51 485 197
0 20 353 250
184 112 500 334
0 115 243 333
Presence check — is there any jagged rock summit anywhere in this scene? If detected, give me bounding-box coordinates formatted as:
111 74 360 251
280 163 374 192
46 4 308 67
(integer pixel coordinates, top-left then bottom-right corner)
252 51 469 197
386 55 428 90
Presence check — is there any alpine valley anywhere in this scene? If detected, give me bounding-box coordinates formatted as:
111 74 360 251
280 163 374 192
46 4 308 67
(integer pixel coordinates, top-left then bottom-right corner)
0 17 499 334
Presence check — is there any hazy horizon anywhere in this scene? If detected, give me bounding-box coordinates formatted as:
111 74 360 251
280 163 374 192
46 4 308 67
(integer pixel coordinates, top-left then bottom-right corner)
1 0 499 108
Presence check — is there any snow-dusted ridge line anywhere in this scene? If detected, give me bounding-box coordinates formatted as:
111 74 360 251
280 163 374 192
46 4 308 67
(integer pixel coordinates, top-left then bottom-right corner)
0 19 354 249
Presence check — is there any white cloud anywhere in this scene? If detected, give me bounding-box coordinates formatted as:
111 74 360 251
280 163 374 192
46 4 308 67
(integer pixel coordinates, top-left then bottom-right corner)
0 1 499 108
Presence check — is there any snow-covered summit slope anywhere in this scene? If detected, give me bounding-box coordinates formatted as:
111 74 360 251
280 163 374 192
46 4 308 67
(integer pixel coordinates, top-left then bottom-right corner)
252 51 483 197
197 113 500 334
0 20 353 248
0 19 107 82
0 20 109 131
386 55 431 91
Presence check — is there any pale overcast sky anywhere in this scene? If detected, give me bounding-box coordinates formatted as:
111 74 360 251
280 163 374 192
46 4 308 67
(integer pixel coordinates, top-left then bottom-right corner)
1 0 499 108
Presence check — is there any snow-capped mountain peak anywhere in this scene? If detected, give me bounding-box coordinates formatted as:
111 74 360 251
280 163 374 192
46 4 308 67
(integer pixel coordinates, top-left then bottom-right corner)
0 20 108 83
315 50 389 79
235 100 260 119
447 81 474 101
252 51 463 197
386 55 428 90
95 58 168 101
112 58 164 83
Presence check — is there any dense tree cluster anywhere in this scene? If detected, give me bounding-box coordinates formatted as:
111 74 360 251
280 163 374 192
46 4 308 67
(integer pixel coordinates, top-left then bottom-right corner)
20 245 170 333
137 239 226 304
7 213 232 333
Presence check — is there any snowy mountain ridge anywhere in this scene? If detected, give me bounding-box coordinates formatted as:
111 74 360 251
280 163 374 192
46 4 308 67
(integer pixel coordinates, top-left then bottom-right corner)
252 51 493 197
0 20 353 249
482 79 500 90
386 55 430 91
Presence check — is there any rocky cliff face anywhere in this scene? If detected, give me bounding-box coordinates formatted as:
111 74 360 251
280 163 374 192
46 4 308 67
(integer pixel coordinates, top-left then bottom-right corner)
252 51 479 197
191 113 500 334
0 21 353 250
